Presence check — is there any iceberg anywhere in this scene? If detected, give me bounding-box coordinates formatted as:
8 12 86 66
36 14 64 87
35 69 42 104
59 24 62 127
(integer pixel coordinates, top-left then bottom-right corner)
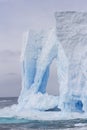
18 12 87 113
0 12 87 120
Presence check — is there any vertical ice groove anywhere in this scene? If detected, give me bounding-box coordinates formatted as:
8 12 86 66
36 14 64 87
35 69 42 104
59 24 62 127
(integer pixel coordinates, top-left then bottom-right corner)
57 40 69 109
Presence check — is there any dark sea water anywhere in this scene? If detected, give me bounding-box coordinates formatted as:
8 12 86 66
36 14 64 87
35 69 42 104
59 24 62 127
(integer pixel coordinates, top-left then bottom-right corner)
0 97 87 130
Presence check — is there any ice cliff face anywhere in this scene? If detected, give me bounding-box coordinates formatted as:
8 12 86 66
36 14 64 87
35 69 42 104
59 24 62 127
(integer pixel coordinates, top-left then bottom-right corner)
55 12 87 112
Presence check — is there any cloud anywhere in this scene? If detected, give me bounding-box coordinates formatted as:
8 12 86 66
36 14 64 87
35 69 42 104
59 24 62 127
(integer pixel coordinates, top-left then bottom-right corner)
0 49 21 90
0 50 20 56
0 50 20 62
0 0 14 3
0 77 21 97
6 72 17 76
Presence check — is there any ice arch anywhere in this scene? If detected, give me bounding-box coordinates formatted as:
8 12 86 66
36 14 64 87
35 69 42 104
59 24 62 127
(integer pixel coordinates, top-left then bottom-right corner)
18 29 68 111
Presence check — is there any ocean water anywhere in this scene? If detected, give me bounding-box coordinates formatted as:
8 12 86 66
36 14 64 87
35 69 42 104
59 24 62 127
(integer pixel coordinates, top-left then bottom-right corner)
0 98 87 130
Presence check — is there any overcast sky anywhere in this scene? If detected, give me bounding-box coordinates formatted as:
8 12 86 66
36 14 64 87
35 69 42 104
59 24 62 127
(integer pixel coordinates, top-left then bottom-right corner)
0 0 87 97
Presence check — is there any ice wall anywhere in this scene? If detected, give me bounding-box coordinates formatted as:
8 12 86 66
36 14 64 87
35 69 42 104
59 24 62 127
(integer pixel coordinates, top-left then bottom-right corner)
55 12 87 112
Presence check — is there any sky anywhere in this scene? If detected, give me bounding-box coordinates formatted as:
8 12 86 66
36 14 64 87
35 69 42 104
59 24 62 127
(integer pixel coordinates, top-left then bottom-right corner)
0 0 87 97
